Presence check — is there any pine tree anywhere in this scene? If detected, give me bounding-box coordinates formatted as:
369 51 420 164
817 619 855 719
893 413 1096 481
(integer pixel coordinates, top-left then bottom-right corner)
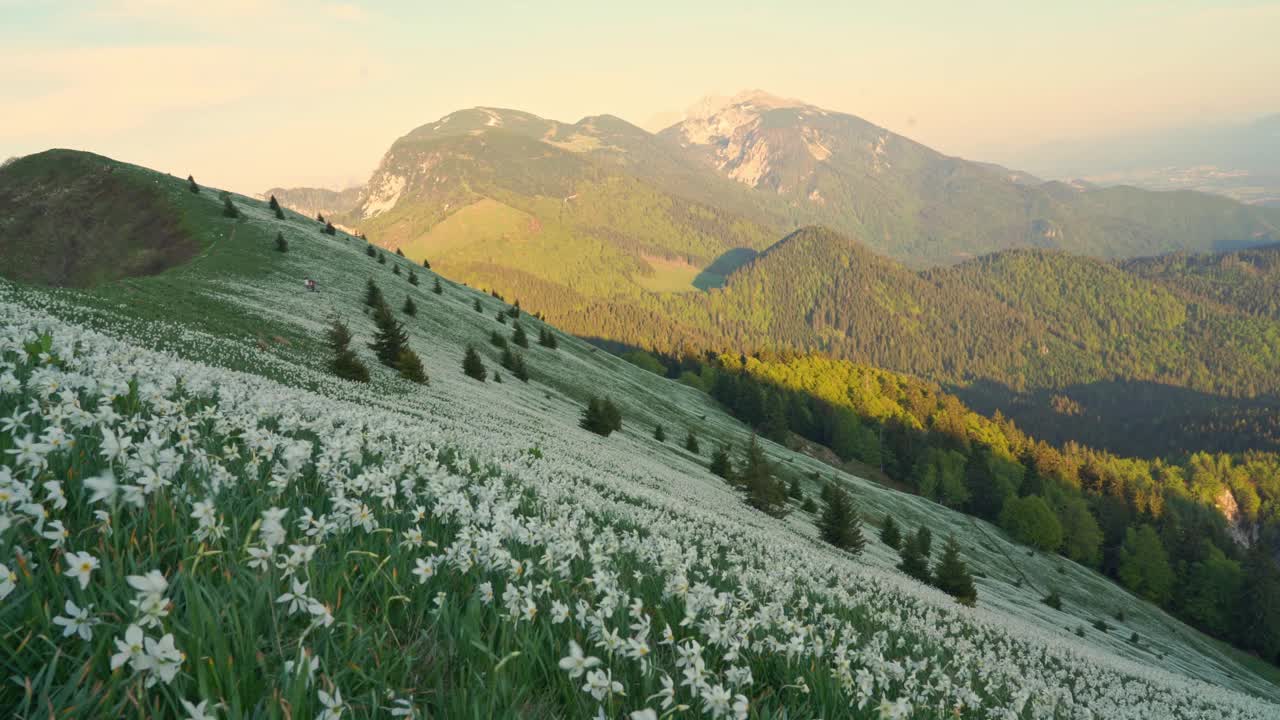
433 278 443 295
474 298 483 313
493 371 503 383
396 348 428 384
601 398 622 433
580 397 614 437
511 352 529 382
500 347 516 371
403 296 417 316
364 279 385 308
709 445 734 478
463 345 486 381
490 331 508 349
326 319 369 383
222 194 239 219
496 310 507 324
317 213 325 222
654 424 666 442
326 318 353 352
269 195 280 211
741 436 787 516
396 247 405 257
393 264 401 276
408 269 419 286
275 206 285 220
368 302 409 367
377 250 386 264
366 245 377 258
511 300 521 318
898 527 933 583
187 175 200 193
819 485 865 555
685 430 701 455
932 535 977 606
423 258 432 269
512 322 528 348
787 476 803 500
332 347 370 382
274 232 288 252
880 515 903 550
539 327 559 349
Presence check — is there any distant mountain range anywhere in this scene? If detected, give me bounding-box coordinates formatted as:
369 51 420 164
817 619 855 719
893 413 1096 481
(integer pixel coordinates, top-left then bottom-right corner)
1010 114 1280 207
264 92 1280 456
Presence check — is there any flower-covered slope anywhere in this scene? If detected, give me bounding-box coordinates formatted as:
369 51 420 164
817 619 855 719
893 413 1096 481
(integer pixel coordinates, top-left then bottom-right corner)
1 163 1278 718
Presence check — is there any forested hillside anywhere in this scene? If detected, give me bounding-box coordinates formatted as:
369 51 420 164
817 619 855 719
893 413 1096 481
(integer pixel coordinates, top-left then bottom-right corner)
1123 244 1280 321
640 349 1280 662
512 228 1280 457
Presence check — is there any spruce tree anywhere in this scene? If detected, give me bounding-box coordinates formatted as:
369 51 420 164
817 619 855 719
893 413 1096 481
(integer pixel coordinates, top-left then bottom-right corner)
275 206 285 220
654 424 666 442
898 527 933 583
393 264 401 276
317 213 325 222
580 397 612 437
269 195 280 211
741 436 787 516
539 327 559 349
880 515 903 550
222 194 239 219
787 476 803 500
408 269 419 286
493 371 503 383
326 319 369 383
396 247 405 257
433 278 443 295
368 302 409 367
512 322 528 348
511 300 521 318
474 298 483 313
188 175 200 193
366 245 377 258
601 398 622 433
403 296 417 316
709 445 733 478
326 318 353 352
396 349 428 384
463 345 486 381
490 331 508 349
819 485 865 555
500 347 516 371
377 250 386 264
364 279 385 308
496 310 507 324
685 431 702 455
932 535 977 606
511 352 529 382
274 232 288 252
423 258 432 269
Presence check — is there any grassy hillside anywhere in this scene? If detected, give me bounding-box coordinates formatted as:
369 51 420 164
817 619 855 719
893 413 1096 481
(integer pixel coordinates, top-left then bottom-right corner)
0 150 204 287
2 151 1278 717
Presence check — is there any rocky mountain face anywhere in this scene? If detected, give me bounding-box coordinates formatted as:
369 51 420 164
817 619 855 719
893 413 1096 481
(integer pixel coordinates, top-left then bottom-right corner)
268 92 1280 269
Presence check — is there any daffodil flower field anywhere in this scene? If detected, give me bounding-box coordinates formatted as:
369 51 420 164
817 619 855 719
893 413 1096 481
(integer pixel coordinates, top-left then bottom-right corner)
1 175 1278 718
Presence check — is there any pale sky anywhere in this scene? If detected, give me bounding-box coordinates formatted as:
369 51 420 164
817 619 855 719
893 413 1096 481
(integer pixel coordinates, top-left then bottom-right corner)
3 0 1278 192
